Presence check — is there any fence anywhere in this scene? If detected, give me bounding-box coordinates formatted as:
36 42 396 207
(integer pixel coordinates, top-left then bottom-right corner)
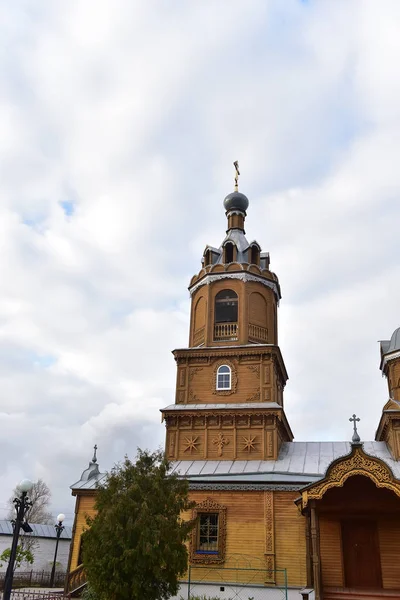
0 571 66 590
186 563 288 600
0 592 65 599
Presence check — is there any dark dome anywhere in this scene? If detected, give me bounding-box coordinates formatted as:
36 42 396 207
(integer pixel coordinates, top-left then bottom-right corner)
223 191 249 213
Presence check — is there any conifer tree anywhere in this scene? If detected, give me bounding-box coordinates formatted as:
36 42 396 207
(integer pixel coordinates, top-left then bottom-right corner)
83 449 195 600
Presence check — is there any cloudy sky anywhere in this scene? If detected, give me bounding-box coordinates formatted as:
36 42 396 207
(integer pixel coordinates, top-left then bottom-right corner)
1 0 400 523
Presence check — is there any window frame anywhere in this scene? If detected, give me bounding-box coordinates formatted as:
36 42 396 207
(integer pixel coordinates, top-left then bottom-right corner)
196 513 219 554
216 365 232 391
190 497 227 565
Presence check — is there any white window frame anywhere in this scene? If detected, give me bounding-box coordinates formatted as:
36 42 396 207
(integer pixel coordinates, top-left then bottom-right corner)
216 365 231 391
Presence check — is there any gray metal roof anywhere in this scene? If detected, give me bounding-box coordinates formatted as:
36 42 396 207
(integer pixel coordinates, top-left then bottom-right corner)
70 440 400 490
161 402 282 412
380 327 400 358
70 471 106 491
170 441 400 484
0 520 72 539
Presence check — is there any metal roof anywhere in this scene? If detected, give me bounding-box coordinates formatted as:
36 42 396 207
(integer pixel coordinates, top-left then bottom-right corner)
0 520 72 539
70 471 106 491
170 441 400 484
161 402 282 412
70 440 400 490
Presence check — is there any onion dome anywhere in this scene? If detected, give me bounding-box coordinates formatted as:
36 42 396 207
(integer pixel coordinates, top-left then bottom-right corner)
388 327 400 353
223 191 249 213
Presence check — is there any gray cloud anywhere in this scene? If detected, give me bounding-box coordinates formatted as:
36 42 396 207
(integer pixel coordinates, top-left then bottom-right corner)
0 0 399 522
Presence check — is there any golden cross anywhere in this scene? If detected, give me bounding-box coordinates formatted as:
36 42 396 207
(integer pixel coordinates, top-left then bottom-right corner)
233 160 240 191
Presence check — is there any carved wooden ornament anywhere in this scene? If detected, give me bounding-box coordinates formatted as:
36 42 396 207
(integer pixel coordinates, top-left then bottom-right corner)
301 445 400 509
190 497 227 565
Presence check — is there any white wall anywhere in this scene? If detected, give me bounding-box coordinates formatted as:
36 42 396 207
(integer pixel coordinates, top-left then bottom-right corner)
171 582 307 600
0 535 70 572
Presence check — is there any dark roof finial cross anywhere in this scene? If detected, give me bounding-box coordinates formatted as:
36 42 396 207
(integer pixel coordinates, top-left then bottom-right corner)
233 161 240 192
349 414 361 444
92 444 98 463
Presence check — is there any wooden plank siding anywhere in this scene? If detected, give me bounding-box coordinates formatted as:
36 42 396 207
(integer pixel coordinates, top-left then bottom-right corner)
274 491 307 588
378 518 400 589
319 516 400 590
70 494 97 571
189 490 266 560
319 517 344 588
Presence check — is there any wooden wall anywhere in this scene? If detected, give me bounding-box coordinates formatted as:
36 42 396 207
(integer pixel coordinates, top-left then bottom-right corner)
174 352 279 406
320 517 344 587
319 515 400 590
69 493 97 572
379 518 400 588
274 491 307 588
69 488 309 587
187 489 307 588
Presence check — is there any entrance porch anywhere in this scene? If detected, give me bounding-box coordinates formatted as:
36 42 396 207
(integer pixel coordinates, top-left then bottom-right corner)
318 476 400 594
297 444 400 600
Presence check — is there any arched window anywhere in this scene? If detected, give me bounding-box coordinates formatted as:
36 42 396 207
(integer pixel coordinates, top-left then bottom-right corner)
250 244 260 265
217 365 231 390
215 290 238 323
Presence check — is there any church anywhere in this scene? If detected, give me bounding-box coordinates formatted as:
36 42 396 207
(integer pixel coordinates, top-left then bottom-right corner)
65 169 400 600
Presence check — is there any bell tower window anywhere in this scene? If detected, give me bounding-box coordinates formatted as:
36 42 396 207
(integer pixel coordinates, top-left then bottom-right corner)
250 244 260 265
215 290 238 323
224 242 234 264
216 365 231 390
214 290 238 341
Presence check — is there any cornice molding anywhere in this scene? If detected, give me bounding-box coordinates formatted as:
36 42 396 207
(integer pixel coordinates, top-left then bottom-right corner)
189 272 280 300
382 349 400 370
189 482 303 491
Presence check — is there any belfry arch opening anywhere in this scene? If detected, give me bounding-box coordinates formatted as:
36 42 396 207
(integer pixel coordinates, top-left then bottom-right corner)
250 244 260 265
214 290 238 341
224 242 235 264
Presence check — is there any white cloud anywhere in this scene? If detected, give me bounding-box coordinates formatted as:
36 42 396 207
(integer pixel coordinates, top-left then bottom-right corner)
0 0 399 521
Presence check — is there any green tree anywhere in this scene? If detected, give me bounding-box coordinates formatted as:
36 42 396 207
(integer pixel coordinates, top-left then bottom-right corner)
0 545 34 571
83 449 195 600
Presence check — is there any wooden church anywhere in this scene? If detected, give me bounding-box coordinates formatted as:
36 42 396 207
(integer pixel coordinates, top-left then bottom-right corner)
66 170 400 600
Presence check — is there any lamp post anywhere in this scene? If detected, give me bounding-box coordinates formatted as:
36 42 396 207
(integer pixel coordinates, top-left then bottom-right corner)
3 479 33 600
49 513 65 588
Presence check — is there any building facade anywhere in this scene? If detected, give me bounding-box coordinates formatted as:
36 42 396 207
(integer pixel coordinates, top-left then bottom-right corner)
0 520 71 573
66 181 400 600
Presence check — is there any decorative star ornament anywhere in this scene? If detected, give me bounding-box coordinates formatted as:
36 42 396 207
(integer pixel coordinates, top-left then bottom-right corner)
184 436 199 454
242 435 257 452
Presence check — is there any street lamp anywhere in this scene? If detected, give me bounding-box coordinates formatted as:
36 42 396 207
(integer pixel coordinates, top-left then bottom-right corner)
3 479 34 600
49 513 65 588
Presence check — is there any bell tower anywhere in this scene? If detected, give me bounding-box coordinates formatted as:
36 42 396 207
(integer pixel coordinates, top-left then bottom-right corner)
161 168 293 463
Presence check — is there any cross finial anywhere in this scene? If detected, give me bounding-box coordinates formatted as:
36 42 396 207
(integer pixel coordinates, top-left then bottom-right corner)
92 444 98 463
349 414 361 444
233 160 240 191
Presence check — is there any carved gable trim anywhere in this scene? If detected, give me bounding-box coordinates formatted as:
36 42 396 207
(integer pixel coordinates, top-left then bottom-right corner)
300 445 400 509
190 497 227 565
383 398 400 411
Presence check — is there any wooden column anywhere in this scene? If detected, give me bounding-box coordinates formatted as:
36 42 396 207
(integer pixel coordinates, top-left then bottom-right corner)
305 509 313 588
310 501 322 600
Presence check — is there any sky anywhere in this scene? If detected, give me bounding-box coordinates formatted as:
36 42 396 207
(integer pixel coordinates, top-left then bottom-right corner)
0 0 400 523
